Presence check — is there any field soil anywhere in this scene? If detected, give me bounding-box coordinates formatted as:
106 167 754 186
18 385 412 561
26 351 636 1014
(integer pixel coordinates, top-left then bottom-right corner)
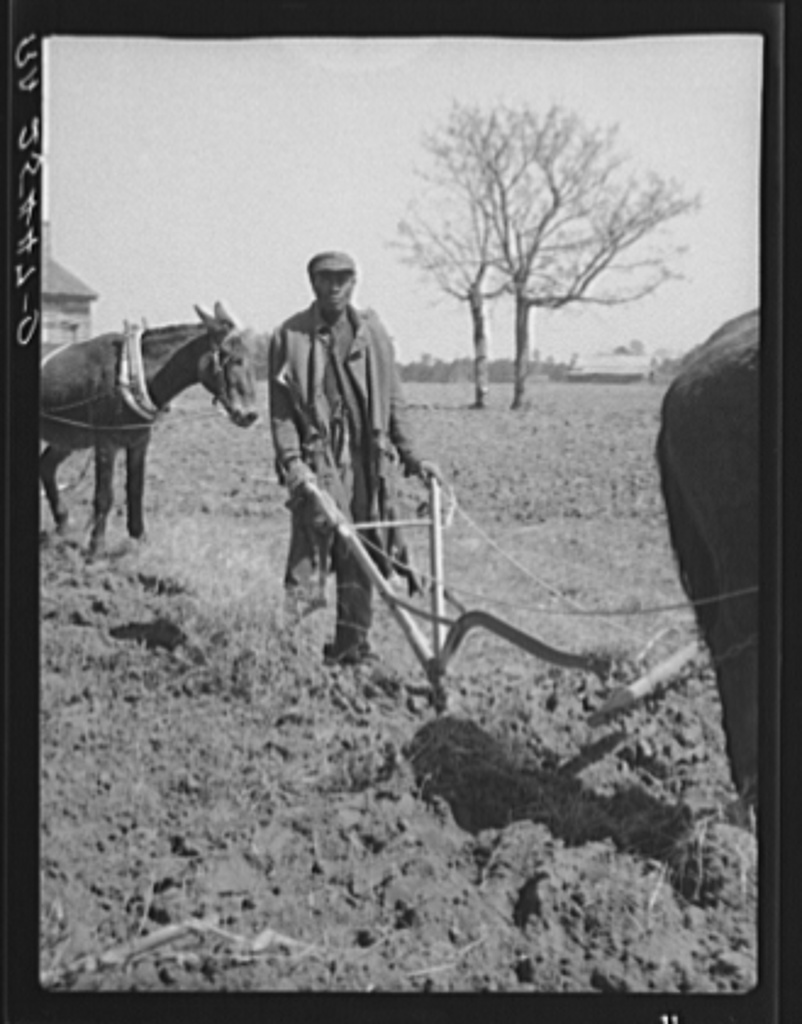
39 381 757 993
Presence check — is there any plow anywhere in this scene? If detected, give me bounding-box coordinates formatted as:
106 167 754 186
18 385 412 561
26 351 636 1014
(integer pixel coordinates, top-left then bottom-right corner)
300 475 697 718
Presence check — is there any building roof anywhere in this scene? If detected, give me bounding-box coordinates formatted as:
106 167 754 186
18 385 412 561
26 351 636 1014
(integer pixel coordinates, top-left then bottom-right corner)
568 353 651 376
43 254 98 300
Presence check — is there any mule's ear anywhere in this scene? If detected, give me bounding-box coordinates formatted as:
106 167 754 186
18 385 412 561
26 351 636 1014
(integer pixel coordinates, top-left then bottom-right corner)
214 301 242 330
195 304 215 326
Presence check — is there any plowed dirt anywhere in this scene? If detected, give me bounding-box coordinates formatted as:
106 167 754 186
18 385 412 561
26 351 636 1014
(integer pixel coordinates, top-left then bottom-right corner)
39 381 757 993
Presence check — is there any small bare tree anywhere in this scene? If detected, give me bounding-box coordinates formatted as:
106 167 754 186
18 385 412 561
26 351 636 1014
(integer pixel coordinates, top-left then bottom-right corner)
393 106 508 408
473 104 701 407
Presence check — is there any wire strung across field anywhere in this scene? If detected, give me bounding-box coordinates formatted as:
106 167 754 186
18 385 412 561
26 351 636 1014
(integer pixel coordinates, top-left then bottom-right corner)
450 499 634 634
354 488 756 625
447 498 757 617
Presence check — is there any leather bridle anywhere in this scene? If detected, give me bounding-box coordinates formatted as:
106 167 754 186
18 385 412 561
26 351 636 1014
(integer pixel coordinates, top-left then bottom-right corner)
206 329 251 422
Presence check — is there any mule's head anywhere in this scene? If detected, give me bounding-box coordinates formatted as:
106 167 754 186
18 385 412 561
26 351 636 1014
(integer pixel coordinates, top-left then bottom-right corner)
195 302 259 428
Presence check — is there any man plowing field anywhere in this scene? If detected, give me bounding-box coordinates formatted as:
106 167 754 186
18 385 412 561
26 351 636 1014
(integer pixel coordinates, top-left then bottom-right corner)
268 250 443 667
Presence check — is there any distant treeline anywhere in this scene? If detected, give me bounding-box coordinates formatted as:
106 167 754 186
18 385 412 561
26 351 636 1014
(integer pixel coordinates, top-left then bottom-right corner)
401 356 556 384
398 354 683 384
247 337 682 383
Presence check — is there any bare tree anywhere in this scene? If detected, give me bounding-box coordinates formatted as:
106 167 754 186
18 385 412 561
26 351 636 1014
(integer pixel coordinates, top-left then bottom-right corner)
472 104 701 407
398 102 700 409
393 105 508 408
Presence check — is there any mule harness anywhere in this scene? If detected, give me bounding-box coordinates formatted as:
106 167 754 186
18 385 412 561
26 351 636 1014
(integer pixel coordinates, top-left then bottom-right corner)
118 321 160 422
40 322 236 431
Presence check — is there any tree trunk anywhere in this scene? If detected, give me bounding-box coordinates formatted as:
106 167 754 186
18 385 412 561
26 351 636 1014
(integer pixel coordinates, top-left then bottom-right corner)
511 295 531 410
469 287 489 409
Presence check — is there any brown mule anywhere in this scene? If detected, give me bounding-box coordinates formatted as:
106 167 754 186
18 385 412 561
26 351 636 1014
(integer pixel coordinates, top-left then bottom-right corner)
40 301 259 556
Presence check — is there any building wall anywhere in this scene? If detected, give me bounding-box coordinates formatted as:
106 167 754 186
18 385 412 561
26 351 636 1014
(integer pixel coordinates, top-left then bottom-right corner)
42 297 93 346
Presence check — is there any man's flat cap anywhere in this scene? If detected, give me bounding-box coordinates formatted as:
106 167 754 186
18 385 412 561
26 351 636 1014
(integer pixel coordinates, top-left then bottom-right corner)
307 251 357 277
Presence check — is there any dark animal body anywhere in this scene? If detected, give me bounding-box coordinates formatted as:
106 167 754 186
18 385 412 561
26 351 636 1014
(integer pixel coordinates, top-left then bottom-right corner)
656 309 759 802
40 302 259 556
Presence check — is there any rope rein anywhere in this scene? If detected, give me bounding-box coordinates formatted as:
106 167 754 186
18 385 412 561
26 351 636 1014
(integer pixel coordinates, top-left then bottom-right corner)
40 410 160 432
39 408 234 495
42 392 118 415
39 405 228 433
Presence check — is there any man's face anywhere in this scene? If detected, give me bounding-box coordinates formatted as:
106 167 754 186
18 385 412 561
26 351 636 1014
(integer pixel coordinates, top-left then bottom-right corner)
312 270 356 320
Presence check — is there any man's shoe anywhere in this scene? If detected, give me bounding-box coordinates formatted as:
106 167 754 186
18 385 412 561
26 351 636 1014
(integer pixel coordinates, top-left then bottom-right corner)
323 640 377 667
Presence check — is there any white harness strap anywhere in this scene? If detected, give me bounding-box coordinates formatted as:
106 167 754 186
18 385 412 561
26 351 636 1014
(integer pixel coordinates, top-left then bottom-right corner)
41 340 74 370
119 321 160 421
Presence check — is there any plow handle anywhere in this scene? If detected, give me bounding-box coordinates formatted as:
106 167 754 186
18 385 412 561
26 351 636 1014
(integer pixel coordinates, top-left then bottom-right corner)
298 477 609 706
299 478 442 693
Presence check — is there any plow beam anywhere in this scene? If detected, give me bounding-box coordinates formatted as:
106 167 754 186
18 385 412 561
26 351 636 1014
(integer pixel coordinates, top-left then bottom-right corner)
587 640 701 726
438 609 609 679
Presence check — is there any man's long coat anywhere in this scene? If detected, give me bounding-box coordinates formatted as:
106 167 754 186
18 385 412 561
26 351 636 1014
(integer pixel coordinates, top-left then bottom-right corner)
268 303 423 585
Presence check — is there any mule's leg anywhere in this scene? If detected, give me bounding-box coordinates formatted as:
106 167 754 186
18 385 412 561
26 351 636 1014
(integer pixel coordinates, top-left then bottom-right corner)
711 595 759 804
126 438 149 541
88 442 117 557
40 445 73 533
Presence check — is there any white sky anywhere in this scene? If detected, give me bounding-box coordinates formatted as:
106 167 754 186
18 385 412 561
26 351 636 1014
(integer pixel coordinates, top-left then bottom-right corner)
45 35 762 362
